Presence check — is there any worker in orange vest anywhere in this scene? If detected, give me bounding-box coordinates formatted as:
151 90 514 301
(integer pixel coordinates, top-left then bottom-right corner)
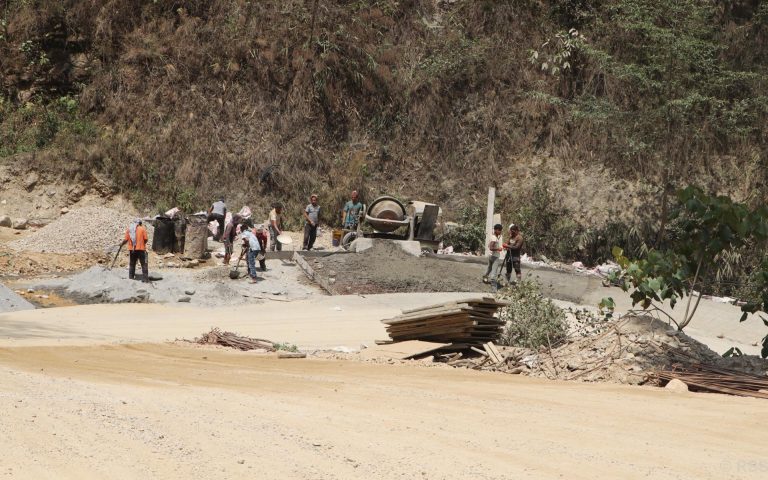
121 218 149 282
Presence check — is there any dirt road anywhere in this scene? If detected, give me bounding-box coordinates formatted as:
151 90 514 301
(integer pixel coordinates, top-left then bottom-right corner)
1 343 766 480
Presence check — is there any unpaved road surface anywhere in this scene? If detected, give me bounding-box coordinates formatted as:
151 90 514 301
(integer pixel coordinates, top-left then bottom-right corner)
1 343 767 480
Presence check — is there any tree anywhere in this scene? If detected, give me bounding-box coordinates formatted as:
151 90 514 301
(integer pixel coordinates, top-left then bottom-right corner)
604 186 768 357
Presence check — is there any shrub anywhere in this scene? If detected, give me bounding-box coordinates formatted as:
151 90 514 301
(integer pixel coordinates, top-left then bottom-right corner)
441 204 486 253
497 280 568 349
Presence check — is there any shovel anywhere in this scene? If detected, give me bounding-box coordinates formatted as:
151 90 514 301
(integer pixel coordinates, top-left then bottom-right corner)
229 246 247 279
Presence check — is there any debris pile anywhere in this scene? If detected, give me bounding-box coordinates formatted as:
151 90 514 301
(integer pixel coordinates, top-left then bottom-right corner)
195 328 276 351
10 206 151 254
434 314 768 396
382 298 507 345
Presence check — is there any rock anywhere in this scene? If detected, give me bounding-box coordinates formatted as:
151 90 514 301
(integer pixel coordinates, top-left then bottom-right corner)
184 289 195 295
12 218 28 230
393 240 423 257
178 297 191 303
24 171 39 191
60 207 69 215
184 259 200 268
0 215 11 227
349 237 374 253
665 378 689 392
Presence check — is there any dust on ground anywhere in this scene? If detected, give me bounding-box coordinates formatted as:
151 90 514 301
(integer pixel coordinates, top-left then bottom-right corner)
23 259 319 307
0 342 766 480
314 240 491 294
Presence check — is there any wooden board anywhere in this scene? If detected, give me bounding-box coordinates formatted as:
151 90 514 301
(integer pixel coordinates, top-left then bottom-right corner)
400 298 500 315
359 341 451 360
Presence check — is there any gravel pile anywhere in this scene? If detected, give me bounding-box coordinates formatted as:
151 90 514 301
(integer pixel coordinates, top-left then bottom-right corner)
9 206 151 254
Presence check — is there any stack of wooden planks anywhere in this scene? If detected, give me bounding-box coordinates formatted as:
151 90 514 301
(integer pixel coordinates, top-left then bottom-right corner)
382 298 507 345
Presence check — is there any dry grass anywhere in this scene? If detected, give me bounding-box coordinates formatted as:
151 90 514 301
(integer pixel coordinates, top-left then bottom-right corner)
0 0 766 231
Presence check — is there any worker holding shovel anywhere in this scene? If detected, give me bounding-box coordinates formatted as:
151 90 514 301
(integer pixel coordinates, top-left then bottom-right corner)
120 218 149 282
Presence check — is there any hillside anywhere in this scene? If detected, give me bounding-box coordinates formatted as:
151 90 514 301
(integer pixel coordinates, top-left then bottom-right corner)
1 0 767 266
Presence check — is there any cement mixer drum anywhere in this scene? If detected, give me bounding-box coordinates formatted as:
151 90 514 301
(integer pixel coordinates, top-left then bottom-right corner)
365 196 410 233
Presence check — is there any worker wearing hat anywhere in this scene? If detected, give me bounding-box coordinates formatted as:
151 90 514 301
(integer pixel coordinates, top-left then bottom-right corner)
503 223 524 285
121 218 149 282
483 223 504 288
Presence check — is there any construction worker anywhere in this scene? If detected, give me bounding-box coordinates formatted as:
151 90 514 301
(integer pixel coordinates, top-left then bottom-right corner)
503 223 524 285
482 224 504 288
121 218 149 282
240 226 262 283
268 202 284 251
255 224 268 271
207 196 227 241
302 194 320 250
221 214 242 265
341 190 363 229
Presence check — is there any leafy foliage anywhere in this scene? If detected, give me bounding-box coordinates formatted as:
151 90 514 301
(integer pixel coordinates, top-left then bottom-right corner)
606 186 768 356
497 280 568 349
441 205 485 254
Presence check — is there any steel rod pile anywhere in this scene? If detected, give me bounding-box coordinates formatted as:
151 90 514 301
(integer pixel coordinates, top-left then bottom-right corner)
195 328 276 351
655 363 768 399
383 298 507 345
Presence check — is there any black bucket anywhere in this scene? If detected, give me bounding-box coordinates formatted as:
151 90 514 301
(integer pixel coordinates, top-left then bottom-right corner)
152 216 175 254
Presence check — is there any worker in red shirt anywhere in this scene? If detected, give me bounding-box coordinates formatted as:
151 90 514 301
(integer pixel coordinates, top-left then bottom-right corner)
121 218 149 282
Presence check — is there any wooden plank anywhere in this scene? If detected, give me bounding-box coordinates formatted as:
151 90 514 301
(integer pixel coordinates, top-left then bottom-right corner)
471 346 489 356
385 312 501 326
277 351 307 359
483 342 502 363
359 341 450 360
399 298 501 315
487 342 505 362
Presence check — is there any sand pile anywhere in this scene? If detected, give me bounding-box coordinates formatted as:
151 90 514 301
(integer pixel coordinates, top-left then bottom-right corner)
10 206 151 254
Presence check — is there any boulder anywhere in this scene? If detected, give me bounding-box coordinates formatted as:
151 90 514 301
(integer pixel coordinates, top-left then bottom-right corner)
664 378 689 393
24 171 39 191
0 215 11 227
12 218 28 230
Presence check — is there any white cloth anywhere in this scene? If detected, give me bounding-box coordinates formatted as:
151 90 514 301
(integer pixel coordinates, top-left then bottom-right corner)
129 220 139 246
489 234 502 258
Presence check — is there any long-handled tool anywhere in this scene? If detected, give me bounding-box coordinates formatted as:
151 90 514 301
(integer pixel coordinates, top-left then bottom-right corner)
229 246 247 279
108 243 124 270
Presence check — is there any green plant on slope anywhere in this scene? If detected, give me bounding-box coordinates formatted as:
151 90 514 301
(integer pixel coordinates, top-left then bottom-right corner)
441 204 486 254
497 280 568 349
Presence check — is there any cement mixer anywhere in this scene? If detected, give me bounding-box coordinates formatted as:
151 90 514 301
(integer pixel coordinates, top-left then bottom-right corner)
342 195 441 251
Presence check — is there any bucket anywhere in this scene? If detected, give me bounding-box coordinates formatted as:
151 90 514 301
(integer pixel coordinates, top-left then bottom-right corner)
332 229 343 247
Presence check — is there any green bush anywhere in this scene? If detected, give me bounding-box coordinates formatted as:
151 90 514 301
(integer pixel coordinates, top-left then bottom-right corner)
496 280 568 349
441 204 486 253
